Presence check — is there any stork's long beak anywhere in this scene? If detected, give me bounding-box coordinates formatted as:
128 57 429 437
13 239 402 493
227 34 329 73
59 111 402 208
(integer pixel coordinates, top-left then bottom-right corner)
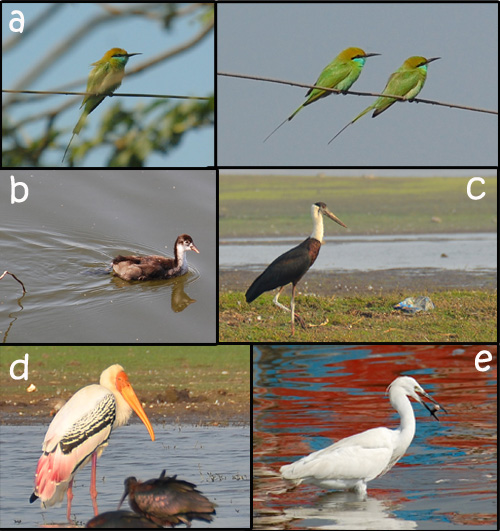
417 387 448 421
117 372 155 441
322 206 347 229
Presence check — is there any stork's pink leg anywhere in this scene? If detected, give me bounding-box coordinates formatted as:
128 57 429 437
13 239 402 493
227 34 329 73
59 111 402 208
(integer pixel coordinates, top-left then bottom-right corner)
90 452 99 516
66 478 74 522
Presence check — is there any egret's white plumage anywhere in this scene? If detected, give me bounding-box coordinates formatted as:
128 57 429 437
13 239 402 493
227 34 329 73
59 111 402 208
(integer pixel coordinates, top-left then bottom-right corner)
280 376 446 495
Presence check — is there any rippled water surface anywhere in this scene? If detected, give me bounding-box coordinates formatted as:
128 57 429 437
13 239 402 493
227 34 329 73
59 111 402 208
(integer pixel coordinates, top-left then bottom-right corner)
220 233 497 271
253 345 497 530
0 170 216 343
0 424 249 528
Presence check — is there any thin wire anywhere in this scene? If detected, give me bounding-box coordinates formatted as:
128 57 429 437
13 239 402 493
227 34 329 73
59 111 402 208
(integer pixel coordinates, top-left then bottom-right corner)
218 71 497 115
2 89 211 101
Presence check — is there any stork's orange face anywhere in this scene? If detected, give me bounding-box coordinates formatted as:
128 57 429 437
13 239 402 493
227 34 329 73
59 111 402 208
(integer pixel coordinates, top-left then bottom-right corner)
116 370 155 441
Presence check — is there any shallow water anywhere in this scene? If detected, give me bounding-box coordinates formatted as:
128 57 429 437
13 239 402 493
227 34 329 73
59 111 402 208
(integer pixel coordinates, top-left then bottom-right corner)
0 170 216 343
253 345 497 530
220 233 497 272
0 424 249 528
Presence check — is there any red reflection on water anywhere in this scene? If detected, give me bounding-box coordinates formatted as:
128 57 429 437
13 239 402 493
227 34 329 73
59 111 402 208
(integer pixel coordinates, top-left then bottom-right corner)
253 344 497 529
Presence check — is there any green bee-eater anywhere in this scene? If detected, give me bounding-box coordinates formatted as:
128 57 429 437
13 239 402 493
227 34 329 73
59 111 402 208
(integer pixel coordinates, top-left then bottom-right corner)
62 47 141 162
264 47 380 142
328 55 440 144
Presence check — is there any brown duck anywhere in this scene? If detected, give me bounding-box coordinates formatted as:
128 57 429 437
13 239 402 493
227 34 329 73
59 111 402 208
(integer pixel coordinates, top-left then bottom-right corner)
112 234 199 281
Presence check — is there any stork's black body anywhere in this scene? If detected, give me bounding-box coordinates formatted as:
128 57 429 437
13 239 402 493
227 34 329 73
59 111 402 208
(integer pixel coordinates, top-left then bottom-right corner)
245 238 321 303
245 202 347 335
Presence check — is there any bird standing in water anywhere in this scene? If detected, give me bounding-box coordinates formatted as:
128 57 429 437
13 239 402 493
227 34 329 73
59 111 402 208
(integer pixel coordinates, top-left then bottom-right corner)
280 376 447 495
118 470 216 527
62 47 141 162
328 55 440 144
264 47 380 142
30 365 155 521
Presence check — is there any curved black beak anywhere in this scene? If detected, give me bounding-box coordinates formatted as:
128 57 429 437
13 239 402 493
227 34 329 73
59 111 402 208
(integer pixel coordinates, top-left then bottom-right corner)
117 477 134 510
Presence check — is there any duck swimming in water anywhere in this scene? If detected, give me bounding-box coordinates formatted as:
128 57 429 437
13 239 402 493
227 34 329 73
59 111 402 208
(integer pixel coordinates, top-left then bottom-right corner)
112 234 199 281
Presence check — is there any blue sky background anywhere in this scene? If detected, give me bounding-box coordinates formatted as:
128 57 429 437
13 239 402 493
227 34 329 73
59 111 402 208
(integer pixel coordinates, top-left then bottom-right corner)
218 2 498 167
2 3 214 167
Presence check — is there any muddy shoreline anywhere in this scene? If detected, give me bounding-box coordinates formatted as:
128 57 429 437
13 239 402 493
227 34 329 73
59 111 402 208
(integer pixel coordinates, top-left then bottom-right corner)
1 387 249 427
220 268 497 296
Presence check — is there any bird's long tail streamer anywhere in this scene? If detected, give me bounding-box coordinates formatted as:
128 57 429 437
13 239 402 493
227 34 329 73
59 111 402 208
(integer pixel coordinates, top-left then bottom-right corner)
328 105 373 145
62 133 76 163
264 116 290 143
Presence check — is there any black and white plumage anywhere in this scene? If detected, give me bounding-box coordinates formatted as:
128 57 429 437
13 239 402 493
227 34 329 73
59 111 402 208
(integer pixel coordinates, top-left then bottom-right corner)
30 364 155 521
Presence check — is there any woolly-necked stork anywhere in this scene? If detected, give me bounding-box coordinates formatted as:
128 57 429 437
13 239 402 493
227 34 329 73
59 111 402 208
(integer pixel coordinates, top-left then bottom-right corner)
245 202 347 334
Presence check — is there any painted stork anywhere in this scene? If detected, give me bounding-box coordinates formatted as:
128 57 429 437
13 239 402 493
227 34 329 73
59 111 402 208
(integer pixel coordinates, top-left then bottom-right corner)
245 202 347 334
30 364 155 521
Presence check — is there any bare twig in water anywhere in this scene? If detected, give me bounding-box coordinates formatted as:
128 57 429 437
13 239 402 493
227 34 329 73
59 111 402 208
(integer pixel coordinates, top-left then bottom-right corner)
0 271 27 294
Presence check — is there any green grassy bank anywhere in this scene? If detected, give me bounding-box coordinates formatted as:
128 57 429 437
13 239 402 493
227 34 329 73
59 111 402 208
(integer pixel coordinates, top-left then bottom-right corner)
220 290 496 342
220 175 497 237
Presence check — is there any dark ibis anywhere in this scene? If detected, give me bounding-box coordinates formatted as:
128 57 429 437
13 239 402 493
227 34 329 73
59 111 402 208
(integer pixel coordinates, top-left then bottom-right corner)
86 510 162 528
118 470 216 528
245 202 347 334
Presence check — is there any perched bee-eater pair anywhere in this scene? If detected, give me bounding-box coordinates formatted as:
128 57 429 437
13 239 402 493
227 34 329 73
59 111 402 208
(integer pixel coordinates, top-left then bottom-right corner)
328 55 440 143
264 47 380 142
62 47 141 163
263 47 439 143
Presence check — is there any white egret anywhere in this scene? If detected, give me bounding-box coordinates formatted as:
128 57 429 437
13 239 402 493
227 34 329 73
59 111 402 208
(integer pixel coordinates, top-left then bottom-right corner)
280 376 447 495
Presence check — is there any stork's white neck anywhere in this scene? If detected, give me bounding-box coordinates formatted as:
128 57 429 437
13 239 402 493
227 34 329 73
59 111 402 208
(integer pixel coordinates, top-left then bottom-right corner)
310 205 324 243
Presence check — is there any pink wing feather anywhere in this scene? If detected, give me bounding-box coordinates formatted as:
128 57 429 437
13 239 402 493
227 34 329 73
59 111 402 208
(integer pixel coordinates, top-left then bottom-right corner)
32 384 116 507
